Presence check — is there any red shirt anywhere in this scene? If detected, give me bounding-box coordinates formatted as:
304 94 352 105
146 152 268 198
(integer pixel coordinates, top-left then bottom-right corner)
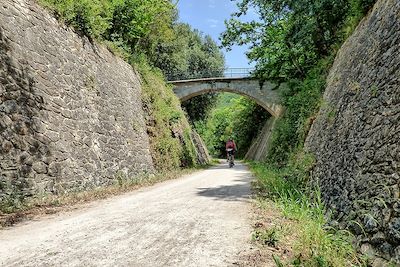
226 140 236 150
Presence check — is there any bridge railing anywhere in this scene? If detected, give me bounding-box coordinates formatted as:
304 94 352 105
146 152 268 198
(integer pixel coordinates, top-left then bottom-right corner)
166 67 255 81
223 68 255 78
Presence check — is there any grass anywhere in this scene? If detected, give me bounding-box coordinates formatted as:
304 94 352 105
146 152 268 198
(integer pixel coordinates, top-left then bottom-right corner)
0 167 206 228
137 62 199 171
249 161 366 267
252 227 281 247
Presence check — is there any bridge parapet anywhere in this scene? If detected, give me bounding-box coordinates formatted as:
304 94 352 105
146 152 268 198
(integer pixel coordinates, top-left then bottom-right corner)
223 68 255 78
166 68 255 81
170 77 285 117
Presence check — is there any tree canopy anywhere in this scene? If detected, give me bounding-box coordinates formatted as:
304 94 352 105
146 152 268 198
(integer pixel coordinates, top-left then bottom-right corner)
220 0 376 165
221 0 376 82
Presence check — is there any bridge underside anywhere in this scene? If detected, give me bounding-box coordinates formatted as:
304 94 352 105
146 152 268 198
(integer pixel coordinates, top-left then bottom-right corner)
170 78 284 117
170 77 286 161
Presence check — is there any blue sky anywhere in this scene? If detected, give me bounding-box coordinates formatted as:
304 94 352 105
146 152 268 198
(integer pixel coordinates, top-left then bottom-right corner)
177 0 257 68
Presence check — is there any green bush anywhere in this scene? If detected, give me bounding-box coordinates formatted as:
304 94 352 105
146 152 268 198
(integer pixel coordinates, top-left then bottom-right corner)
138 63 198 171
267 60 330 165
39 0 112 38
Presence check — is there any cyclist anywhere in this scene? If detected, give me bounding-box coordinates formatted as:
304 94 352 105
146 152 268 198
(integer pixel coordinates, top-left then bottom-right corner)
225 138 237 164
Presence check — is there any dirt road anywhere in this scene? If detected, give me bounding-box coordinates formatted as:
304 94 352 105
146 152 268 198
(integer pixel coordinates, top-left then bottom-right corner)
0 162 253 267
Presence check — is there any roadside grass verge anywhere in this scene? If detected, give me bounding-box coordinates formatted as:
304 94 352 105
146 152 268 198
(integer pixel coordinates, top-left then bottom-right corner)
0 167 206 228
249 161 367 266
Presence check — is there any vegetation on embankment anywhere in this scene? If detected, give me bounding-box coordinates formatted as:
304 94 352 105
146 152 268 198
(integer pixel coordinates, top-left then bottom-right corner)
249 159 369 266
139 63 198 171
219 0 378 265
222 0 377 167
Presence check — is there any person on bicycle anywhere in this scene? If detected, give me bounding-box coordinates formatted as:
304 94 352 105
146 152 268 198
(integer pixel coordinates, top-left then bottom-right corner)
226 138 237 163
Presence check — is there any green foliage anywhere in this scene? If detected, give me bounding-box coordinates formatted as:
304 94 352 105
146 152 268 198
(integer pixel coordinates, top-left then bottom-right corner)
370 84 378 97
40 0 177 56
137 62 198 171
107 0 176 56
182 94 219 123
0 178 29 213
197 93 270 158
267 61 329 165
250 161 365 266
222 0 376 81
39 0 113 38
155 24 225 81
180 129 198 168
273 255 285 267
154 23 225 123
221 0 376 166
252 227 280 247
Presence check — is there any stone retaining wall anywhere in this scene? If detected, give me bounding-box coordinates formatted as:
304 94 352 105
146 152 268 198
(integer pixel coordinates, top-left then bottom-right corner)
305 0 400 262
0 0 154 201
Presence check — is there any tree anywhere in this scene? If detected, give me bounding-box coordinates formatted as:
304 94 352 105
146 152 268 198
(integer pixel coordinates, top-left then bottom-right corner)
107 0 176 56
151 23 225 123
221 0 376 82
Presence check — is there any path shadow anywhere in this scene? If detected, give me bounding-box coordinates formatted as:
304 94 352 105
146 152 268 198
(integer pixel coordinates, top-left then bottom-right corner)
197 183 251 202
197 163 252 201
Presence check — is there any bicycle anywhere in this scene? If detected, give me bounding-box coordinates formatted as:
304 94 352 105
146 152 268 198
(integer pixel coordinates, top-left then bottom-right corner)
227 149 234 168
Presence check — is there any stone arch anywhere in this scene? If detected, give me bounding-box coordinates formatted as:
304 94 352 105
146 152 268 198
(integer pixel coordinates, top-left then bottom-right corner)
170 77 284 117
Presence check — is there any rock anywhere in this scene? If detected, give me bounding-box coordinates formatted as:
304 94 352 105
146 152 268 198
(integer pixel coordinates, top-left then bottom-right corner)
0 114 13 129
379 242 394 258
16 124 29 135
0 100 18 114
387 218 400 244
361 243 376 257
348 220 364 235
392 201 400 216
48 162 61 177
364 214 379 233
393 246 400 263
371 232 386 245
1 140 13 153
371 257 390 267
32 162 47 174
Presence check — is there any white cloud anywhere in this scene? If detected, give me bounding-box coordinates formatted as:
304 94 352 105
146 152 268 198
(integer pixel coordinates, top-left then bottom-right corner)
208 0 216 8
207 18 219 28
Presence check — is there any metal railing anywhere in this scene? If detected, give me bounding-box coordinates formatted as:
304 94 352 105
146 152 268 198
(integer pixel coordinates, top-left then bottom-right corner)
166 67 255 81
223 68 255 78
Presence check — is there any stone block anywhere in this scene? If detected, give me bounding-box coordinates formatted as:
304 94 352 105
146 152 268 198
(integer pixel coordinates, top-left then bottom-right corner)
32 161 47 174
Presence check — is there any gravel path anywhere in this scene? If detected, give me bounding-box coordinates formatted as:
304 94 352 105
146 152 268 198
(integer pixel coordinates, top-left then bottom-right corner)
0 162 253 267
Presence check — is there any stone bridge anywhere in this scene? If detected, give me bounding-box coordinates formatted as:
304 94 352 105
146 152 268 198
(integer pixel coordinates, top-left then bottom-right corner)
169 77 285 117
